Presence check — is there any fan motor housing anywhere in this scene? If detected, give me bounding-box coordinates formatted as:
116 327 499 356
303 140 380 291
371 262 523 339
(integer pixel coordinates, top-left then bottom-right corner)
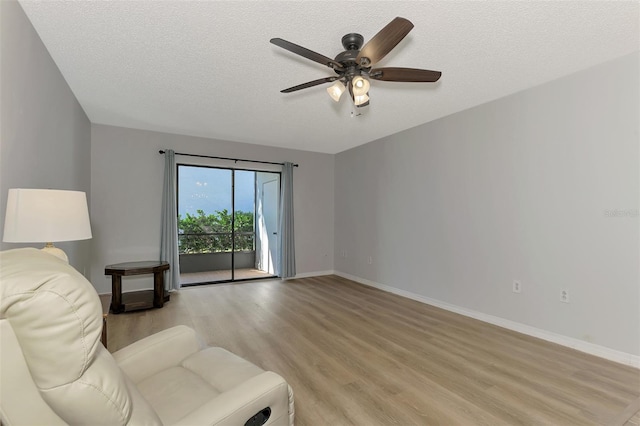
341 33 364 50
335 33 368 74
334 50 359 65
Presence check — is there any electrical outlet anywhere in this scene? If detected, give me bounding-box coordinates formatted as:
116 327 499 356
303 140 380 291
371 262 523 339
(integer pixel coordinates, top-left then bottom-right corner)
560 289 570 303
367 256 373 265
512 280 522 293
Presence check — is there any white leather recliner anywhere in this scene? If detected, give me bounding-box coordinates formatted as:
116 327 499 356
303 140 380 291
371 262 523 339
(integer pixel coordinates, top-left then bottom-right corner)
0 248 294 425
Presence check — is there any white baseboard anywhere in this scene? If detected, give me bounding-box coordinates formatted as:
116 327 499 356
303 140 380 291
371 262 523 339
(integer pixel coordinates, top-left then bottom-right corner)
334 271 640 368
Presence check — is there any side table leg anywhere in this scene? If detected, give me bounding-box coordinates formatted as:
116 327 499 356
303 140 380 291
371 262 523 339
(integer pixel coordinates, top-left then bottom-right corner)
111 275 124 313
153 271 164 308
101 316 108 348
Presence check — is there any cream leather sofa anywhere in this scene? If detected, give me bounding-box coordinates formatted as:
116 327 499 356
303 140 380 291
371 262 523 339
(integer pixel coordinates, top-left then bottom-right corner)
0 248 294 425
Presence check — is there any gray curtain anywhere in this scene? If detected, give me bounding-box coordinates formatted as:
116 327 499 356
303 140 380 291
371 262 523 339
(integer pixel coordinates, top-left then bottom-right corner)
160 149 181 290
278 162 296 278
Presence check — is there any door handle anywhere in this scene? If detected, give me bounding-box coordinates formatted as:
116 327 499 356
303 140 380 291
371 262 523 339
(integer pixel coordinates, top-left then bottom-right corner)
273 232 277 235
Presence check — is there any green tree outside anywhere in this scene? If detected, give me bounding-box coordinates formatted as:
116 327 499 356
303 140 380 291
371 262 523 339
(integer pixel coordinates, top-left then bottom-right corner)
178 209 254 254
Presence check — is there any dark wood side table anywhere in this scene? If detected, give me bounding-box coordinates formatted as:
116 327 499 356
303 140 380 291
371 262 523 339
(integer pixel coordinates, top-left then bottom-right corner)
99 294 111 348
105 261 170 314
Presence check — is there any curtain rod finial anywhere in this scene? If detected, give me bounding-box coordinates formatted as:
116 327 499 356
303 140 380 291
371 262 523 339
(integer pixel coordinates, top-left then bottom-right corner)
159 150 165 154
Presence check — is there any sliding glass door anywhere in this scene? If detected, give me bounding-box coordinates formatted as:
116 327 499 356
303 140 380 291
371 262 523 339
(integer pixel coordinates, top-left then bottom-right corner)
233 170 259 280
177 165 280 285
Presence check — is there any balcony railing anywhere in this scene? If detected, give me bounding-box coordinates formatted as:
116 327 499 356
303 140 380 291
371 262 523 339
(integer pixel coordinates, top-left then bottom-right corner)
178 232 254 254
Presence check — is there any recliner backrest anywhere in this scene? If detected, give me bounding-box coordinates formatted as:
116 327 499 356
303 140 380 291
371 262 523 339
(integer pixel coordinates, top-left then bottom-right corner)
0 249 138 425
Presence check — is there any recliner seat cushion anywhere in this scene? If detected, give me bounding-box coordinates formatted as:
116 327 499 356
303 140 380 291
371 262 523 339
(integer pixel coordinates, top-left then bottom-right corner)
137 347 266 424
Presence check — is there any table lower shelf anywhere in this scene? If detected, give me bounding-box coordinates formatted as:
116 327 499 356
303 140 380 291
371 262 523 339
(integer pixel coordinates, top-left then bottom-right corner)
111 290 171 314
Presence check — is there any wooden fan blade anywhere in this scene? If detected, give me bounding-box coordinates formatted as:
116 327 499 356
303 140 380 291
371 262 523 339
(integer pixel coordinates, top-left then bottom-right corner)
270 38 344 71
356 17 414 67
369 67 442 82
281 76 338 93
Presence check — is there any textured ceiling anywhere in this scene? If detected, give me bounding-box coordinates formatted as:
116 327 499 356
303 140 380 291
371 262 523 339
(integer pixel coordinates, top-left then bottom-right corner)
19 1 639 154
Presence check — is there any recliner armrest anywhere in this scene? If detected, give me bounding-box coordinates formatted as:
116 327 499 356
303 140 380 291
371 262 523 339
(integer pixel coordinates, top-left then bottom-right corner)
173 371 290 426
112 325 202 383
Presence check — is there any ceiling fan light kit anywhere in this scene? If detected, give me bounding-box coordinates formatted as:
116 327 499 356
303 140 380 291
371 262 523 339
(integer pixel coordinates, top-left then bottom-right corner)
270 17 441 112
351 76 370 96
327 80 346 102
354 93 369 106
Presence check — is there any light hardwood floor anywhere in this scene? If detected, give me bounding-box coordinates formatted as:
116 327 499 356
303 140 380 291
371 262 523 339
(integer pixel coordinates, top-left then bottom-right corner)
107 275 640 425
625 409 640 426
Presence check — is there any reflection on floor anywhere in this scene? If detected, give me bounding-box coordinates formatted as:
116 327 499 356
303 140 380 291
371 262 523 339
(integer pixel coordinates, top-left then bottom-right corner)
180 268 274 285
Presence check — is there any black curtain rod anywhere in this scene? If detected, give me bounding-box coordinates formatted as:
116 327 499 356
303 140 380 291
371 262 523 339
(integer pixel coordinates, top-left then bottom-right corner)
158 150 298 167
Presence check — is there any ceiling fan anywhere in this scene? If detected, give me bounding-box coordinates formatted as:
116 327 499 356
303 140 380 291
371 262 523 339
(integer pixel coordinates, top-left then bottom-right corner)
270 17 441 108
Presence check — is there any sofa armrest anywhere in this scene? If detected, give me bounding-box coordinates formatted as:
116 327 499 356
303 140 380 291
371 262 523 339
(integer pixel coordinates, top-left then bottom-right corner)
112 325 202 383
173 371 291 426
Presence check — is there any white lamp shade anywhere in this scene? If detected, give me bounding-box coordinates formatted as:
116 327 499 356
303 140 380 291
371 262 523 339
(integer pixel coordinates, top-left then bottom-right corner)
327 81 346 102
3 189 92 243
354 93 370 106
352 76 370 97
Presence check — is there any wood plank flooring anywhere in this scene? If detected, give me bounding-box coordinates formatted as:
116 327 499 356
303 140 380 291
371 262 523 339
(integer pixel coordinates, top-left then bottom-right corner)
625 409 640 426
107 275 640 425
618 398 640 426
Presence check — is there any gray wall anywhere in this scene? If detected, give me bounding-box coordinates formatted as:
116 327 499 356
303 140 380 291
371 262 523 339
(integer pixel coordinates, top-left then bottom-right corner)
90 124 334 293
0 0 91 273
334 52 639 356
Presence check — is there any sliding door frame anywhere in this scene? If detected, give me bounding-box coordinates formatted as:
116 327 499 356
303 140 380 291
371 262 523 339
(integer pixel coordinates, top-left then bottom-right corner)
176 163 281 286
